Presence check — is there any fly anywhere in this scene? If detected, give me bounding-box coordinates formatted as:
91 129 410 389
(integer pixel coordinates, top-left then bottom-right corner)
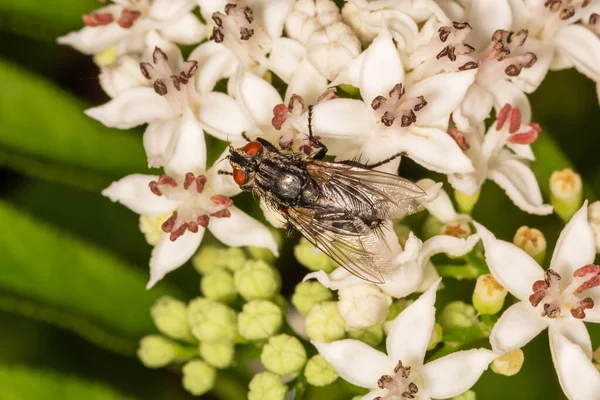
220 106 427 283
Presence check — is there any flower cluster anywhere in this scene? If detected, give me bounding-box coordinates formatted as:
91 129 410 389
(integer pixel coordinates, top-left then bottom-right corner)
60 0 600 398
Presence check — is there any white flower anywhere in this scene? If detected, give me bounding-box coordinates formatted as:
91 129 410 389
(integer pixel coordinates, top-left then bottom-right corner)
448 103 553 215
314 279 498 400
338 283 392 330
417 178 470 225
102 150 278 288
58 0 205 57
313 26 477 174
286 0 362 80
475 203 600 399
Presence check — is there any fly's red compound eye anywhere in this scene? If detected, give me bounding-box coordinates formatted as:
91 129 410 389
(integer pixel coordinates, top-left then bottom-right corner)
233 168 247 185
243 141 262 157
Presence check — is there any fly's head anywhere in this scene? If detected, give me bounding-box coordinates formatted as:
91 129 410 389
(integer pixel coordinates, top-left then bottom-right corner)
228 141 264 190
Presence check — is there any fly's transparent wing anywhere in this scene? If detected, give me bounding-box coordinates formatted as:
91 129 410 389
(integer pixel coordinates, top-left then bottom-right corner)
306 161 427 219
284 207 397 283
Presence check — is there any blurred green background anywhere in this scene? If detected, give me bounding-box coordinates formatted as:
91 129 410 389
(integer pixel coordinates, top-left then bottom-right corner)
0 1 599 399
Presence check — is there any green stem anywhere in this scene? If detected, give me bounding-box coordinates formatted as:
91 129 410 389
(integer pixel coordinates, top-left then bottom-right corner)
435 263 480 279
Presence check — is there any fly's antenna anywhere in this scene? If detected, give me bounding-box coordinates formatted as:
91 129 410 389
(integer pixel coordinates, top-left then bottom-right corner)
308 105 314 140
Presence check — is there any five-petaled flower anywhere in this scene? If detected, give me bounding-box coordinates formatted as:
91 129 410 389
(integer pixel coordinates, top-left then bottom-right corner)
314 279 498 400
475 203 600 399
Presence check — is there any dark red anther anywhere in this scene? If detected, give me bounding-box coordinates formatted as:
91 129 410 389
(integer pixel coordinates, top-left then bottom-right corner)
581 297 595 309
211 194 233 207
509 107 521 134
575 275 600 294
211 209 231 218
529 290 546 307
196 175 207 193
507 126 541 144
571 307 586 319
161 212 178 233
158 175 177 187
448 128 470 150
83 12 114 27
197 215 210 228
169 224 187 241
187 221 199 233
117 9 141 29
272 104 288 130
183 172 196 190
532 279 548 292
149 181 162 196
573 264 600 277
496 104 511 130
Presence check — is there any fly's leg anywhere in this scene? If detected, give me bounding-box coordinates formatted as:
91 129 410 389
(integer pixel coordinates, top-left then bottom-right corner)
307 105 328 160
362 152 405 169
286 222 294 238
256 137 282 153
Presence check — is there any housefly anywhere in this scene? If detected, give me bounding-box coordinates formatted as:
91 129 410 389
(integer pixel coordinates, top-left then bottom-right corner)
222 106 427 283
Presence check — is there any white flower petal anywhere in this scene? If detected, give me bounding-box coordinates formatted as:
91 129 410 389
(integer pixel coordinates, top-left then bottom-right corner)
159 13 206 44
379 260 424 298
359 26 404 104
143 119 178 168
102 174 179 215
401 126 474 174
330 52 364 88
474 222 544 301
360 389 391 400
189 42 237 96
419 234 480 261
421 349 497 399
198 0 227 22
284 59 329 105
208 206 279 256
548 330 600 400
148 229 204 288
85 87 171 129
488 157 553 215
555 25 600 82
236 70 283 132
144 30 184 71
303 268 362 291
99 56 148 98
386 279 440 368
550 319 592 359
312 99 372 139
407 70 477 125
268 37 306 83
149 0 196 21
356 134 404 174
489 301 547 353
163 108 207 177
57 25 129 55
512 40 553 93
459 84 494 126
312 339 395 389
487 80 532 124
417 179 458 223
549 202 595 278
260 0 294 39
468 0 512 50
198 92 252 140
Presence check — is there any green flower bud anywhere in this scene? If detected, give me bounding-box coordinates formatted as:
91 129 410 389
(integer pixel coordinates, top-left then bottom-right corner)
188 299 237 343
439 301 476 330
294 238 337 273
193 246 247 275
513 226 547 265
550 168 582 222
150 296 193 341
422 215 443 239
440 221 472 239
201 269 237 303
248 372 287 400
238 300 283 340
305 301 345 342
454 189 480 215
472 274 508 315
182 360 216 396
427 323 443 350
491 349 524 376
247 246 276 263
292 281 333 315
304 355 338 387
338 283 391 330
137 335 177 368
347 324 384 347
261 334 307 376
199 341 235 369
139 214 169 246
234 260 281 300
452 390 476 400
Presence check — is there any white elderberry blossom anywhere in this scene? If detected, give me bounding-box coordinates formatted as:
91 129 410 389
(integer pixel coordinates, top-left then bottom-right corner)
447 103 553 215
313 26 476 174
58 0 205 58
475 203 600 400
102 146 278 288
314 280 498 400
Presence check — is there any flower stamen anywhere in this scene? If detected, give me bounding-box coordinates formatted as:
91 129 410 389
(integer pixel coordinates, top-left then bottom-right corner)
371 84 427 128
375 360 419 399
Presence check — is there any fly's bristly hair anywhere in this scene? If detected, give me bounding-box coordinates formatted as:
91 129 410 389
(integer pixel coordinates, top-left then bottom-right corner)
227 123 427 284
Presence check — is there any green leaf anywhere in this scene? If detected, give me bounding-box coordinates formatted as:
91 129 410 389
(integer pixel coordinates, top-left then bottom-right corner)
0 0 98 41
0 363 138 400
0 58 148 190
0 200 180 350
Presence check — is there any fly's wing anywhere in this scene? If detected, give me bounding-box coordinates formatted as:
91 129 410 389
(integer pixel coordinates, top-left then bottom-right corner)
306 161 427 219
284 207 397 283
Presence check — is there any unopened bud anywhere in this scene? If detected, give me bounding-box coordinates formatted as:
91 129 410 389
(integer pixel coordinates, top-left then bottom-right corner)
588 202 600 253
513 226 547 264
137 335 178 368
234 260 281 300
452 390 477 400
427 323 444 350
294 238 338 273
550 168 582 221
199 341 235 369
187 298 237 342
201 268 237 303
441 221 472 238
454 189 481 215
292 281 333 315
305 301 345 342
439 301 477 329
491 349 524 376
139 214 170 246
472 274 508 315
192 246 247 275
150 296 193 341
238 300 283 340
338 283 391 330
182 360 216 396
348 324 384 347
261 334 307 376
248 372 287 400
304 355 338 386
